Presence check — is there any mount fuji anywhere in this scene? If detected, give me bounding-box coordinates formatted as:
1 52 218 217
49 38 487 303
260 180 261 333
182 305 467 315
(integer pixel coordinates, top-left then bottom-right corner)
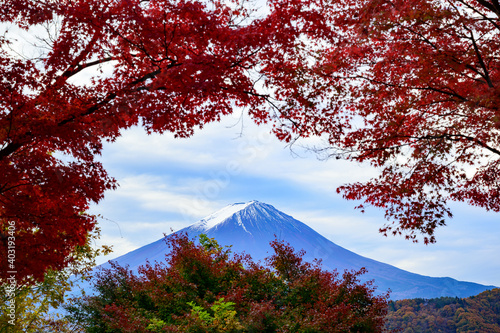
94 201 496 300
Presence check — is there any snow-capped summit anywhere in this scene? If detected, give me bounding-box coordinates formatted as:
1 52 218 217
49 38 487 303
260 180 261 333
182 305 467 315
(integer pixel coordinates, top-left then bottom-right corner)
91 201 496 300
191 201 256 232
188 200 302 236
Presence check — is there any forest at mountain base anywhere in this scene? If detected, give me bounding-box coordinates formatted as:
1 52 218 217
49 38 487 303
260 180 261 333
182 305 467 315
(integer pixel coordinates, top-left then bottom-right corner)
385 288 500 332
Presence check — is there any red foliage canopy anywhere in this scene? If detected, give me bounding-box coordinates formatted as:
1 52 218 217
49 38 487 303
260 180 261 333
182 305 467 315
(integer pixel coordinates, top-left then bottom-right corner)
274 0 500 244
341 0 500 243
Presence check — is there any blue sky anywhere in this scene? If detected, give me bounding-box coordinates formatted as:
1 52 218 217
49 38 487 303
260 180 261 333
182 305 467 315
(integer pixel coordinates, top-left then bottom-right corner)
89 112 500 288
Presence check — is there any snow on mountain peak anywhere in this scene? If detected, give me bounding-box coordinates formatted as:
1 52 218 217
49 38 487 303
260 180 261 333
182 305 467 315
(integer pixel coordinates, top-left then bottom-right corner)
192 201 257 231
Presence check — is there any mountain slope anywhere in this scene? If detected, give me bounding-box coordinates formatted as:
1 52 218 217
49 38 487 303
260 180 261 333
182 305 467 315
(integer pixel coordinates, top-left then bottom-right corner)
99 201 496 300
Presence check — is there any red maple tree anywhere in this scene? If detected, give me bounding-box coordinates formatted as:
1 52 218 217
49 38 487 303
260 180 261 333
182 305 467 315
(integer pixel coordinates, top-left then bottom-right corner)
274 0 500 244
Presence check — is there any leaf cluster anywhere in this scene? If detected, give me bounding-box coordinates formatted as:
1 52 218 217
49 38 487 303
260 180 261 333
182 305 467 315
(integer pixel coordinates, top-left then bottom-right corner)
66 233 388 332
295 0 500 243
0 227 110 332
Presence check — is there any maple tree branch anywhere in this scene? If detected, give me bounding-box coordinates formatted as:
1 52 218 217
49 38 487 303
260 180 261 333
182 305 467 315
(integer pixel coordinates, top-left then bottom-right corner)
401 25 440 51
418 85 467 102
58 68 164 126
455 0 500 31
229 48 262 69
408 133 500 156
1 66 167 162
476 0 500 18
53 32 102 86
241 90 270 98
401 24 494 86
0 180 33 196
356 74 469 103
104 20 164 66
0 139 30 161
1 45 195 161
61 56 115 79
464 27 495 88
346 131 500 161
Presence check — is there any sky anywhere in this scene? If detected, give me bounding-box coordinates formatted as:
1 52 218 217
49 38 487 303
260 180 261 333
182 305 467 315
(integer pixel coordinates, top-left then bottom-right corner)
89 111 500 288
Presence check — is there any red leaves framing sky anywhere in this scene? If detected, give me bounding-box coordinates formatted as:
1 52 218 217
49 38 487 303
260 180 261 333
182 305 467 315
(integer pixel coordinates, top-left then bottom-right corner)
1 0 500 282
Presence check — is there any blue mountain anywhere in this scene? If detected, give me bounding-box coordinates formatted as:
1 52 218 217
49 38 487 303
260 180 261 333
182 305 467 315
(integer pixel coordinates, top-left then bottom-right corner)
94 201 496 300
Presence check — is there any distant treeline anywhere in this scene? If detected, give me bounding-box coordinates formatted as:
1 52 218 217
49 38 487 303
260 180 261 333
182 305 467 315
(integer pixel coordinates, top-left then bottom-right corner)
385 288 500 332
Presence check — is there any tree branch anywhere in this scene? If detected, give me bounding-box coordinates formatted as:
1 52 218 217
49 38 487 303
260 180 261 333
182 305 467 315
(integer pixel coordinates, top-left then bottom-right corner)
476 0 500 18
0 141 26 161
61 57 115 79
465 27 494 88
58 68 164 127
409 133 500 156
